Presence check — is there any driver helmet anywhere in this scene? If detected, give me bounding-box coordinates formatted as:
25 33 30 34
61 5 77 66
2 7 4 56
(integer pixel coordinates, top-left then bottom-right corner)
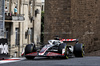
54 36 59 40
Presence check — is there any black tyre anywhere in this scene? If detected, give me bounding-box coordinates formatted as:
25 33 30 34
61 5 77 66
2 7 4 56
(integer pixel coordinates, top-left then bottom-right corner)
25 44 36 54
25 44 36 59
74 43 84 57
58 43 68 59
58 43 67 54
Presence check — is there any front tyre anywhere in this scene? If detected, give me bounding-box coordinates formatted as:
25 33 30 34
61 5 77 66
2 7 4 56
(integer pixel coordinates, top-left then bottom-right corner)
74 43 84 57
58 43 68 59
25 44 36 59
64 45 70 59
25 44 36 54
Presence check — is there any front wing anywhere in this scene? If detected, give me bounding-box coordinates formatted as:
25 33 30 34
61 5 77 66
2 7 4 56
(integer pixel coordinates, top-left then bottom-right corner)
25 52 65 57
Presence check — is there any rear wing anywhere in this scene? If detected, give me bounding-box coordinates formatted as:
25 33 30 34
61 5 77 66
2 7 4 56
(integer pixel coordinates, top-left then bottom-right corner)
60 39 78 42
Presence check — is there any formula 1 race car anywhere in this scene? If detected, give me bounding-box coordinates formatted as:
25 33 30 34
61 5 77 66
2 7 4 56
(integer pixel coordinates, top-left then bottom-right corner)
22 38 85 60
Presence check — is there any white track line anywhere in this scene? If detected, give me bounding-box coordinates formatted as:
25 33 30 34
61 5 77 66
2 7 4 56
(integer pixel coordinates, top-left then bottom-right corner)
0 58 25 64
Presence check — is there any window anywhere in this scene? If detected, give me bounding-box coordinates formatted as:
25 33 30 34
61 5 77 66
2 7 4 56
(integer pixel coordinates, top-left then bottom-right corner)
15 28 19 45
30 28 33 43
42 5 43 11
5 28 9 39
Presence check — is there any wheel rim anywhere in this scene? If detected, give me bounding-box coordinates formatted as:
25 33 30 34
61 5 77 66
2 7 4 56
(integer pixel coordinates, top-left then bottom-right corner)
65 45 69 59
82 44 85 57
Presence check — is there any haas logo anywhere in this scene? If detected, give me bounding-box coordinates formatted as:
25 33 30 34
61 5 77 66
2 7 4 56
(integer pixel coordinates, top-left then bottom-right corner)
0 43 9 54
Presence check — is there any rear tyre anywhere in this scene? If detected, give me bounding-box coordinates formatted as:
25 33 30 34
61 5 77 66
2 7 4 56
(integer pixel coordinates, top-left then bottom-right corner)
74 43 84 57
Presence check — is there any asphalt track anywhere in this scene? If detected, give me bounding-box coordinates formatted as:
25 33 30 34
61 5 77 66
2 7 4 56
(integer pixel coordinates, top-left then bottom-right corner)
0 56 100 66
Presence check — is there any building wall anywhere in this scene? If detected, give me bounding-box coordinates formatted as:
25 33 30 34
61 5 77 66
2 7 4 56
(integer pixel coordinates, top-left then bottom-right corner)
44 0 100 54
34 0 41 45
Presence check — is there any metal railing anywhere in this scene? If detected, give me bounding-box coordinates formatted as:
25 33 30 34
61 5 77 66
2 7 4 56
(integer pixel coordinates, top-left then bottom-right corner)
5 13 25 21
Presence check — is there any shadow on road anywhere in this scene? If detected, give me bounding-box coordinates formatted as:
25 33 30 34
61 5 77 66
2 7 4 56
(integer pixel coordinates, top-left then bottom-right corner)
23 57 75 61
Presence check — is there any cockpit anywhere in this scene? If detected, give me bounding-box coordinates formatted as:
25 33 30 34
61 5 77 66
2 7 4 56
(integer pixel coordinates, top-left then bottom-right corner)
48 40 61 46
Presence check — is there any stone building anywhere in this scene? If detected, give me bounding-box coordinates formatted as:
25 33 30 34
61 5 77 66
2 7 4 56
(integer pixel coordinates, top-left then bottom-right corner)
4 0 42 57
44 0 100 55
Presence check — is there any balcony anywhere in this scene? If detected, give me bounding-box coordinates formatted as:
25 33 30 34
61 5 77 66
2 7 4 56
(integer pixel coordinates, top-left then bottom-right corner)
5 13 25 23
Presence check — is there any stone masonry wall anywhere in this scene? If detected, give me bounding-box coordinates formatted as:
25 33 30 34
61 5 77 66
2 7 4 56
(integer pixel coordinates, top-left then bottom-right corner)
71 0 100 53
44 0 100 54
44 0 71 43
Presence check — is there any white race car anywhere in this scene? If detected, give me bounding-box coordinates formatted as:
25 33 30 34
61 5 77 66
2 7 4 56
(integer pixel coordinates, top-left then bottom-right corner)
22 38 85 59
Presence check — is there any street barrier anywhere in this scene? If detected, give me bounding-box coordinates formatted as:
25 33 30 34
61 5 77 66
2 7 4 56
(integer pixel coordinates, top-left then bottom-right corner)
0 39 9 59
